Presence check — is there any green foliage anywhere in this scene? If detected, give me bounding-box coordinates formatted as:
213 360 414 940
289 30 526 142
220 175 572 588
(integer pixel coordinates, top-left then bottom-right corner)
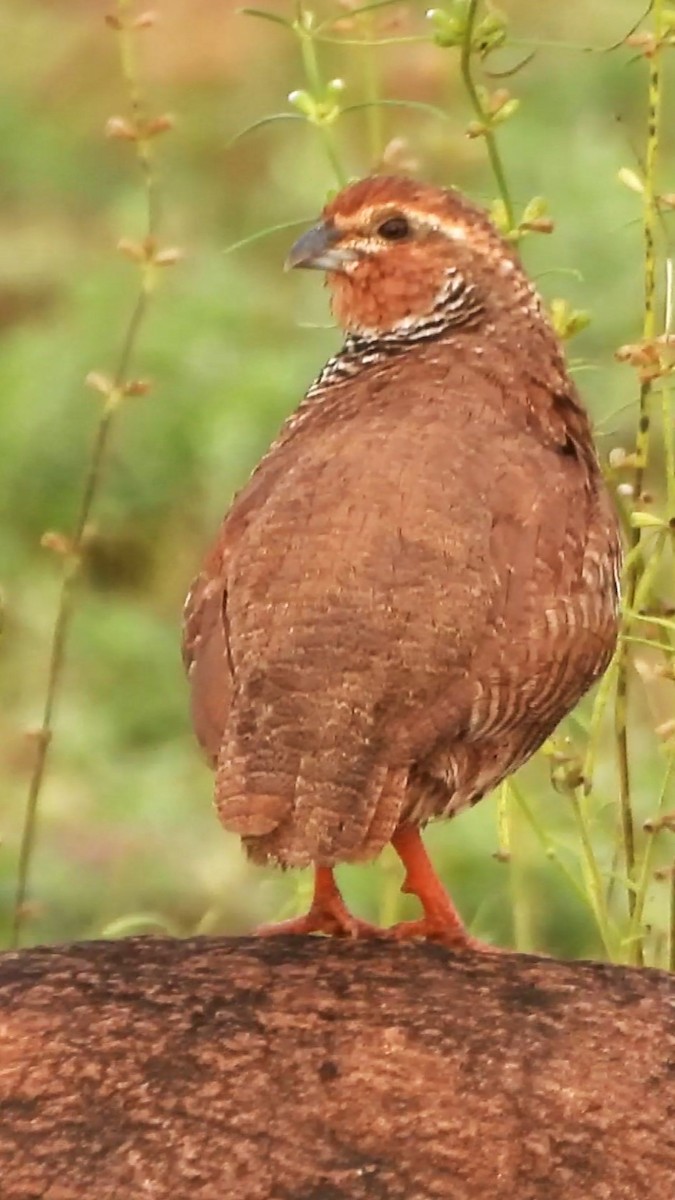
1 0 674 963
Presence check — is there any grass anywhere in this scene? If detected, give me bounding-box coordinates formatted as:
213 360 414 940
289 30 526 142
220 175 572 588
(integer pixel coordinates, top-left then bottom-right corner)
1 0 674 963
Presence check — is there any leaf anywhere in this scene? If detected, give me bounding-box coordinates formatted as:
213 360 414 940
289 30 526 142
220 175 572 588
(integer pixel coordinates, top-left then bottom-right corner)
315 0 403 31
341 99 451 123
227 112 304 148
101 912 179 938
239 7 293 29
223 218 314 256
630 511 666 529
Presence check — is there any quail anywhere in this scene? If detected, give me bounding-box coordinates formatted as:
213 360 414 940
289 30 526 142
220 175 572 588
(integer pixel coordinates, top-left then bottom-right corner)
183 175 621 949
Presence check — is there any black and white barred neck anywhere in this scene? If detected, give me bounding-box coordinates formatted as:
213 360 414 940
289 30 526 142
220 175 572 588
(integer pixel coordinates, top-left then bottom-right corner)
306 268 485 397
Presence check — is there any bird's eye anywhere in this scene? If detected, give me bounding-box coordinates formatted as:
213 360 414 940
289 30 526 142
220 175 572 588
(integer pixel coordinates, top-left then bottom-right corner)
377 214 411 240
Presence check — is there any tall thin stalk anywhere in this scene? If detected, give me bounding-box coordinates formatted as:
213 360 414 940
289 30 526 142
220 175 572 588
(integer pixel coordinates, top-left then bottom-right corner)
360 11 385 166
670 870 675 971
459 0 516 235
294 1 348 184
613 0 667 967
10 2 172 948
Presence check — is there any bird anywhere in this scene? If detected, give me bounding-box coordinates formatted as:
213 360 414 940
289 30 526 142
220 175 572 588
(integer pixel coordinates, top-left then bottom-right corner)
182 174 621 950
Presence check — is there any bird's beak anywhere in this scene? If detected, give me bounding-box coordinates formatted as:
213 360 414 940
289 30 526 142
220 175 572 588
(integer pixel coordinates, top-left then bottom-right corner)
285 222 360 273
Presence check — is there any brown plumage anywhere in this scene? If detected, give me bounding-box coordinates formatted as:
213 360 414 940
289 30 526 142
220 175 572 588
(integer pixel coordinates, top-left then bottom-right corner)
183 175 621 948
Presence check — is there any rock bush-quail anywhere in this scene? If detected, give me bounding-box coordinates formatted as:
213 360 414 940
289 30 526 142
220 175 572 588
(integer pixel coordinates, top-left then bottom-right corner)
183 176 621 949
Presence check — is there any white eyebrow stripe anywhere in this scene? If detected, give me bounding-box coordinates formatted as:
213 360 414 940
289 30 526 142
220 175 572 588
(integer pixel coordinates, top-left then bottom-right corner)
337 204 472 242
435 220 468 241
400 211 469 241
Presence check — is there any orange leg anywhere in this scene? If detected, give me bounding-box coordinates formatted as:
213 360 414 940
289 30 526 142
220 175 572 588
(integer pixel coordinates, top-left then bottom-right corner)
388 825 493 952
256 865 384 939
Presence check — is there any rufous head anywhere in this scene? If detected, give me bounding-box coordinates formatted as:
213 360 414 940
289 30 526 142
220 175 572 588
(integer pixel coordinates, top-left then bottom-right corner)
286 174 539 342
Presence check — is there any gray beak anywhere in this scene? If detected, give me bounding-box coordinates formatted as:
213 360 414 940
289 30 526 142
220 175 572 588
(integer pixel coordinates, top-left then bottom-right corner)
285 221 360 272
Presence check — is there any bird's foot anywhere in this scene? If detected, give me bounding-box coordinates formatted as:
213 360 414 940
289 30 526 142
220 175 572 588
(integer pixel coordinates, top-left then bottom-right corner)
388 824 500 953
385 916 499 953
256 908 382 940
256 866 384 940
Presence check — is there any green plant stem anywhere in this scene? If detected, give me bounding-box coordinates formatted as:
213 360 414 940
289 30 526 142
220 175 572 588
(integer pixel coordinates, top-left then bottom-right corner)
670 868 675 971
613 0 666 969
504 782 533 953
321 124 348 187
459 0 515 234
582 656 618 792
10 2 161 949
629 758 674 954
594 565 659 929
118 1 160 234
663 259 675 517
295 3 347 185
360 12 384 165
570 787 618 960
613 536 665 966
511 786 600 910
663 382 675 518
296 2 322 94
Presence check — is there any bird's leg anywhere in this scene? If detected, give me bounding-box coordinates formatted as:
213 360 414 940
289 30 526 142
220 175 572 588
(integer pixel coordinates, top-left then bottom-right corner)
256 865 384 939
387 825 491 952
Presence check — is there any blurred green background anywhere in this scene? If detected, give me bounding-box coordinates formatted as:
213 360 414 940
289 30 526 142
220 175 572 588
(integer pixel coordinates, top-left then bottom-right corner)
1 0 673 960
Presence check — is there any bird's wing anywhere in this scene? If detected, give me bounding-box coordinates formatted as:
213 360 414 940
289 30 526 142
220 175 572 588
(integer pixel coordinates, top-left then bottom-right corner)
182 568 231 768
182 451 295 766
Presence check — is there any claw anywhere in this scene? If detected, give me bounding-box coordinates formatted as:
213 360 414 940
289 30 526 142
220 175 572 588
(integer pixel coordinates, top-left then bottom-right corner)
385 916 498 953
256 865 383 940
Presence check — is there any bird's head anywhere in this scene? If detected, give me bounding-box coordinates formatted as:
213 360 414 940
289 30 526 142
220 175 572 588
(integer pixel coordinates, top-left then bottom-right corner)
286 175 539 343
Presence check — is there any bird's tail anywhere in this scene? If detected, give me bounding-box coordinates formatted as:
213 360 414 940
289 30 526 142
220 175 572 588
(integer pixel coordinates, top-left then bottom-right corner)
214 679 407 867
